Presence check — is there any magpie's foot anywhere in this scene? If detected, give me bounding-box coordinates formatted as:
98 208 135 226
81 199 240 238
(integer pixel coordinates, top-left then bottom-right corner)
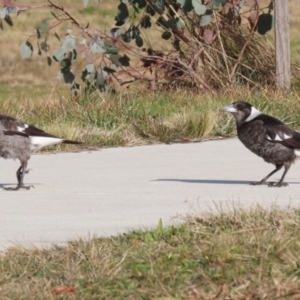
249 181 267 186
4 184 33 191
267 182 288 187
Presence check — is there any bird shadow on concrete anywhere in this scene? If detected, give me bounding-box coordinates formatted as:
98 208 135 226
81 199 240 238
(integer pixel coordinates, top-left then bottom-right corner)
155 179 250 185
0 183 41 189
155 179 300 185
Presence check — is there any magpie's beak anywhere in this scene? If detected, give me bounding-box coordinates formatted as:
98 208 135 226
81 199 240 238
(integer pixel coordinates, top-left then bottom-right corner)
220 104 237 113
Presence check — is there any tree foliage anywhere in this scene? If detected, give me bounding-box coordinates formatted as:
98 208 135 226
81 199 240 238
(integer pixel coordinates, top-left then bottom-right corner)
1 0 275 93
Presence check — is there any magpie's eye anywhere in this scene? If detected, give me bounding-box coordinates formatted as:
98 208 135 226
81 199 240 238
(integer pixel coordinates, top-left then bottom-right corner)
236 104 243 110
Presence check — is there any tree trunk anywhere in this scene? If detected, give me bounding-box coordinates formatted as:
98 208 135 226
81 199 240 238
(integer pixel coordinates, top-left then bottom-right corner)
275 0 290 89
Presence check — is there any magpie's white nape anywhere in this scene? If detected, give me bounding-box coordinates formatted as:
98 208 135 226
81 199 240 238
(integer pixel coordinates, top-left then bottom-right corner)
221 100 300 187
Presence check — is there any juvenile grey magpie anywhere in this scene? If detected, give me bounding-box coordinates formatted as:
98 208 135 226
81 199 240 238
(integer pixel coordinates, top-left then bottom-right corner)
0 113 82 191
221 100 300 187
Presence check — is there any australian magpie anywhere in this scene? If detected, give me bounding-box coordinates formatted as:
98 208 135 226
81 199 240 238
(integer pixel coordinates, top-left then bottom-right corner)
0 113 82 191
221 100 300 187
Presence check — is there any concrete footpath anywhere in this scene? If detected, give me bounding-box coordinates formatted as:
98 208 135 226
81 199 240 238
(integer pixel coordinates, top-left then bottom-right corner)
0 138 299 250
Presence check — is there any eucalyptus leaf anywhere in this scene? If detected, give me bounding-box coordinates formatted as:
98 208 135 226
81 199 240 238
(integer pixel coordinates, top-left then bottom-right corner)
62 34 76 51
63 69 75 84
212 0 226 9
110 63 117 70
82 64 96 82
39 20 50 33
162 31 172 40
71 83 80 97
119 54 130 66
129 25 139 39
96 69 108 86
47 56 52 66
180 0 193 13
154 0 165 10
90 41 106 53
41 41 49 52
122 31 132 43
141 15 151 28
192 0 206 15
0 7 8 19
53 48 66 61
103 66 117 73
35 29 41 39
200 14 212 26
146 5 155 16
137 0 147 9
176 18 185 29
60 58 72 72
54 32 60 41
4 14 13 26
257 13 273 35
83 0 89 8
57 71 64 80
85 64 96 73
73 49 77 60
110 54 122 66
234 5 239 16
7 7 17 14
135 35 143 47
115 2 129 22
157 16 169 29
111 27 122 38
20 41 33 58
177 0 185 6
103 46 119 54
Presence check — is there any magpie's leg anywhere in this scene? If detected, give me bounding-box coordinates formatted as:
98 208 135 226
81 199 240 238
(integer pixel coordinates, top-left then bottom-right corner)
4 161 32 191
250 164 283 186
268 162 290 187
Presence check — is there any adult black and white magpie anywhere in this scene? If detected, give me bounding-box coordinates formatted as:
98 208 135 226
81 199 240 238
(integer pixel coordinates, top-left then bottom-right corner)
0 113 82 191
221 100 300 187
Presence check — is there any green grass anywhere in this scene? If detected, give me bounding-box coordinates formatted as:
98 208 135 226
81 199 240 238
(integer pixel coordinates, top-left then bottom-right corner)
1 205 300 299
79 6 114 17
1 87 300 152
1 2 300 298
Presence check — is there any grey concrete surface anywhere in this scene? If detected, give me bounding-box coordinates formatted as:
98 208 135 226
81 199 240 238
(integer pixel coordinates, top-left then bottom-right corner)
0 138 299 250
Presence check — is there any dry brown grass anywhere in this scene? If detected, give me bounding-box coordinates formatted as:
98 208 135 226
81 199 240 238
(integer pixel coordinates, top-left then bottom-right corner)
1 0 299 93
0 86 297 151
0 0 117 88
1 205 300 299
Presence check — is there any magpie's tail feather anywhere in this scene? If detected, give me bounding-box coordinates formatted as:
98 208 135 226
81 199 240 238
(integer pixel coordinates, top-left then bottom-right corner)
63 139 83 145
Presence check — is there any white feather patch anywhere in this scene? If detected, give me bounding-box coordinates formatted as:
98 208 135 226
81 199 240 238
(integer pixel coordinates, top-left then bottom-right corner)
244 106 261 122
294 150 300 157
30 136 64 152
274 134 282 141
266 135 271 140
283 133 292 139
17 124 28 132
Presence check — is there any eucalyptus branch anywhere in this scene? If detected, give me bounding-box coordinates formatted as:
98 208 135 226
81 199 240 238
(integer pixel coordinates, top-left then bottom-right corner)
229 0 260 82
47 0 92 38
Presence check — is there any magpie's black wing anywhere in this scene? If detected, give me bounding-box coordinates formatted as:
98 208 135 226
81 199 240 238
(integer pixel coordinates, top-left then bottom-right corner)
257 114 300 149
0 114 58 138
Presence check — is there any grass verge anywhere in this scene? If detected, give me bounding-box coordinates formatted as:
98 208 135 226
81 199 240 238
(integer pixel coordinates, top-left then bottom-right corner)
1 87 300 152
1 205 300 299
